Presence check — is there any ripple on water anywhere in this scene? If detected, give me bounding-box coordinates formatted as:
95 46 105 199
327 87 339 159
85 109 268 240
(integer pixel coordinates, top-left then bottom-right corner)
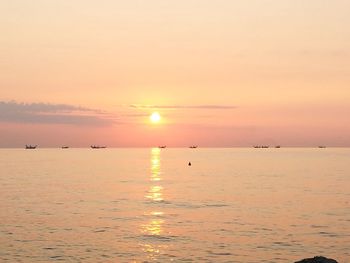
140 234 174 242
49 255 64 261
43 247 56 250
203 203 229 208
272 241 292 247
311 225 328 228
93 229 107 233
206 250 233 256
317 231 341 237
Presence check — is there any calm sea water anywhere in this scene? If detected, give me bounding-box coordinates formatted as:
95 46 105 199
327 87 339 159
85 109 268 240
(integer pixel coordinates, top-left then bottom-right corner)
0 148 349 262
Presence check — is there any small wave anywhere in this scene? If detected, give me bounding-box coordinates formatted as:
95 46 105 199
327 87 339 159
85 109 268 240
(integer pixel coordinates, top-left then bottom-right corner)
253 227 273 231
140 234 174 241
318 231 340 237
49 255 64 260
207 250 232 256
93 229 107 233
110 216 140 221
311 225 328 228
273 241 292 247
204 203 229 207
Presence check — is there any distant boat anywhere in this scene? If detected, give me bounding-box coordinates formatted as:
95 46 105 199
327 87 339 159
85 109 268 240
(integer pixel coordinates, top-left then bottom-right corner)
275 145 281 148
158 146 166 149
25 145 37 149
318 146 326 148
91 145 106 149
189 146 198 148
61 146 69 149
254 145 269 148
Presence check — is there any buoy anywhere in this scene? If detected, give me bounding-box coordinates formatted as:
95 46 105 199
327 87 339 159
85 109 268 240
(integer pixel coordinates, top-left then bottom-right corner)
188 162 191 166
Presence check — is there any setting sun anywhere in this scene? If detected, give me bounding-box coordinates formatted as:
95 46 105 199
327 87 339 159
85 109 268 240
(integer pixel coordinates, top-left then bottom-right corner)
150 112 161 123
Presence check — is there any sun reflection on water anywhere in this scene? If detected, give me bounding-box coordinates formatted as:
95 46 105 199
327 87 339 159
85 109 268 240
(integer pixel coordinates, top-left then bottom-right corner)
150 148 161 182
141 219 164 235
140 148 168 261
146 148 163 201
145 185 163 201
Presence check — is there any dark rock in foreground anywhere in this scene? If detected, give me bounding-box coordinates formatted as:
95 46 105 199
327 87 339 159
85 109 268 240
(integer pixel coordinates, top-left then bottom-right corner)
295 256 338 263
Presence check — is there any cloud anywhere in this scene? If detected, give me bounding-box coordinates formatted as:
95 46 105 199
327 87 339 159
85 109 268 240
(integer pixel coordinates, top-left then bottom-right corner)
0 101 116 126
129 104 236 109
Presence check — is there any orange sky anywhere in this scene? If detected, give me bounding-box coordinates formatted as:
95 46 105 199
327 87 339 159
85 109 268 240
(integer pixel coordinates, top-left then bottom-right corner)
1 0 350 147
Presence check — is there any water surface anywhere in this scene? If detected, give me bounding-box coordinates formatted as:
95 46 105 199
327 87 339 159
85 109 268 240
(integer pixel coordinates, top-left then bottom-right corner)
1 148 349 262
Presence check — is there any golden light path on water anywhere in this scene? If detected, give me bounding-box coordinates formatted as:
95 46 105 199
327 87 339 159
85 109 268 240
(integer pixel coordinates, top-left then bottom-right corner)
140 148 168 261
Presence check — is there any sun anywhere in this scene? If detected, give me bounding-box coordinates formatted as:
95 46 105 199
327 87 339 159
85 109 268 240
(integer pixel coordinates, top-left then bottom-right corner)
150 112 161 123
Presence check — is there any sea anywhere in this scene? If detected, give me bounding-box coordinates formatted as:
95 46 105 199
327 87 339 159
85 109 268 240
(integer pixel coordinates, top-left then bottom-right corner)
0 148 349 262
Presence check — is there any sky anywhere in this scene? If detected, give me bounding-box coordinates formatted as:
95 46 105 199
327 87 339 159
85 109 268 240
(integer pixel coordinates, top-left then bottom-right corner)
1 0 350 147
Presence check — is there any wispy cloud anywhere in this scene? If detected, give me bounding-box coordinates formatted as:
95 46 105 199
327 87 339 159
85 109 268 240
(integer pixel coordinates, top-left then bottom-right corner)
0 101 116 126
129 104 236 109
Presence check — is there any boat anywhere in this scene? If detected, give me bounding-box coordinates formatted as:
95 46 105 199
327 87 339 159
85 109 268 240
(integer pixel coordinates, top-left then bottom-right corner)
318 146 326 148
91 145 106 149
61 146 69 149
158 146 166 149
275 145 281 148
189 146 198 148
25 145 37 149
254 145 269 148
